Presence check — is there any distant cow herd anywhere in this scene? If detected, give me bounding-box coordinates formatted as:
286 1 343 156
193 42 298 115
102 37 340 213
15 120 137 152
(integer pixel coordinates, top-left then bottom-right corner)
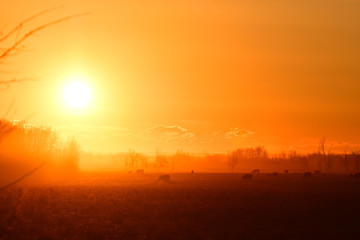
126 168 360 183
240 169 360 180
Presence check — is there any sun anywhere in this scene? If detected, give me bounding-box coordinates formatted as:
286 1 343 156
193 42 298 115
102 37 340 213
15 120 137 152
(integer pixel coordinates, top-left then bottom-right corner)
64 81 91 108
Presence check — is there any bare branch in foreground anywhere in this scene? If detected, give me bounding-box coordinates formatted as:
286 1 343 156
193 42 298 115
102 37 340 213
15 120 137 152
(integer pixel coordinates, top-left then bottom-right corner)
2 99 15 119
0 11 91 60
0 5 65 42
0 77 37 85
0 162 48 191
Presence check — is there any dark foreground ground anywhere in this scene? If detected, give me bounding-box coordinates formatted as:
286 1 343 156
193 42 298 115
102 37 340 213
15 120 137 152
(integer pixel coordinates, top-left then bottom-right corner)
0 172 360 240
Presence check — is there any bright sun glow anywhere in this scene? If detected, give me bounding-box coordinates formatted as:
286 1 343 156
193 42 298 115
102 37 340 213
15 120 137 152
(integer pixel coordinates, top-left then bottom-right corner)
64 81 91 108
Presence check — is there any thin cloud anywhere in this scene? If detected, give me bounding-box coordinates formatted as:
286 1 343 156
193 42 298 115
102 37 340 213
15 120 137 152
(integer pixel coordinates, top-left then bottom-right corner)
143 125 196 143
225 128 255 139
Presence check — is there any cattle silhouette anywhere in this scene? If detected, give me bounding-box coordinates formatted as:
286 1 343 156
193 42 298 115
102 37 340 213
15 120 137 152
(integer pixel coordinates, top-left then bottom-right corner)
242 174 252 180
157 175 170 182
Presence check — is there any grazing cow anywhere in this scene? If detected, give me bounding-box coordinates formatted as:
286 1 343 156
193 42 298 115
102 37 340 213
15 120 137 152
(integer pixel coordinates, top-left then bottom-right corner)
314 170 321 175
303 172 312 177
284 170 289 174
136 169 144 174
242 174 252 180
157 175 170 182
267 172 278 177
252 169 260 174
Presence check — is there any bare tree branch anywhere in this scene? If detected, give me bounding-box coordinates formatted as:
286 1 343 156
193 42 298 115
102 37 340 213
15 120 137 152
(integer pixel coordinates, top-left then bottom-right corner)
319 137 326 156
0 161 48 191
2 99 15 119
0 77 37 85
0 5 65 42
0 11 91 60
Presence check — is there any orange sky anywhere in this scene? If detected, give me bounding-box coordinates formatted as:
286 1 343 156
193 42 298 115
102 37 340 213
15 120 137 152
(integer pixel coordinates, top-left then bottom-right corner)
1 0 360 154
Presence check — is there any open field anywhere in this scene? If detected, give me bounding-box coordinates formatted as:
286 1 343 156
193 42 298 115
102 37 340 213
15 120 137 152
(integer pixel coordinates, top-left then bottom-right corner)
1 172 360 240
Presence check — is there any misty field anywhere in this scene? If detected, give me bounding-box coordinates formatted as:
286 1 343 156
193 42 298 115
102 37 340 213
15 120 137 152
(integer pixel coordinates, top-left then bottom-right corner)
1 173 360 240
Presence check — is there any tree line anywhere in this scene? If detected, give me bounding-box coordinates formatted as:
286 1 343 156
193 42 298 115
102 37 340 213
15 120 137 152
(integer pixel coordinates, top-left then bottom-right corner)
227 139 360 174
0 119 80 171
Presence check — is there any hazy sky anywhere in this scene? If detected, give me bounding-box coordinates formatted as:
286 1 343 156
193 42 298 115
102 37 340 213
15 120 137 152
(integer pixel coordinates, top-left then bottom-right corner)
1 0 360 153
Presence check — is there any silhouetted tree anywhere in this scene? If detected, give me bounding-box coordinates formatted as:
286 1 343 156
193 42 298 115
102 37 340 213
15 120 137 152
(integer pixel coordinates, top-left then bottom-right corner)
227 149 242 173
125 149 147 172
344 148 349 174
254 146 268 160
154 149 168 172
125 149 136 172
0 7 89 189
318 137 333 173
62 137 80 170
318 137 326 170
0 119 59 159
318 137 327 171
352 151 360 173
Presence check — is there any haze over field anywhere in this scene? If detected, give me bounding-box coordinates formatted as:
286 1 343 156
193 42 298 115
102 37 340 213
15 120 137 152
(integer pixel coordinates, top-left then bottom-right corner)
1 0 360 154
2 2 360 240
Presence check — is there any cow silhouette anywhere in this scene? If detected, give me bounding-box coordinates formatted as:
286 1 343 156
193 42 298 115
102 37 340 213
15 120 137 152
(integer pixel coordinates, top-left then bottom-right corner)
252 169 260 174
157 175 170 182
242 174 252 180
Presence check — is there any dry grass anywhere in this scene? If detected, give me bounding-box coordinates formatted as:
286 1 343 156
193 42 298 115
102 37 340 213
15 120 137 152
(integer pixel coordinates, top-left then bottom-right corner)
0 173 360 240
